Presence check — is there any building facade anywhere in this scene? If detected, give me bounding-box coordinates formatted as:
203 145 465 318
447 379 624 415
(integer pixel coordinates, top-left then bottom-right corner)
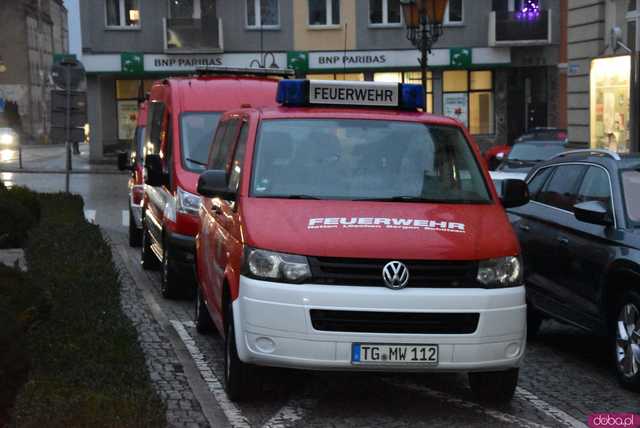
0 0 69 143
567 0 639 152
80 0 561 161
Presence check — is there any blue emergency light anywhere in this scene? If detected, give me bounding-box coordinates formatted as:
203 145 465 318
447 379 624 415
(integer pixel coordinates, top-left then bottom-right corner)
276 80 425 110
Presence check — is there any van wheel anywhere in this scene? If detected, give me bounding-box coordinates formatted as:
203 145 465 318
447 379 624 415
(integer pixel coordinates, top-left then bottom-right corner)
224 304 254 402
612 290 640 391
141 220 159 270
469 368 519 404
129 209 142 247
195 288 213 334
161 244 180 299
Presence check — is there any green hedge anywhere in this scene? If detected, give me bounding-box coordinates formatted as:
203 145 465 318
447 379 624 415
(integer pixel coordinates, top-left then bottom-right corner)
0 186 40 248
10 193 165 428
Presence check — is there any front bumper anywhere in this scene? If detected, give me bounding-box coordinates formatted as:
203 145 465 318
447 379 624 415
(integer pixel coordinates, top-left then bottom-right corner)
233 276 527 372
166 229 196 278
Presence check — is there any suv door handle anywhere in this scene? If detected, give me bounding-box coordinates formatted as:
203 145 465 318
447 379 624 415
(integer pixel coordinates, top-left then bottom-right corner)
519 224 531 232
557 236 569 245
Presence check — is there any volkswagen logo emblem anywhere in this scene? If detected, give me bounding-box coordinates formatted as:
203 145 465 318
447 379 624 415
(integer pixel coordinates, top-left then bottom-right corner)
382 261 410 290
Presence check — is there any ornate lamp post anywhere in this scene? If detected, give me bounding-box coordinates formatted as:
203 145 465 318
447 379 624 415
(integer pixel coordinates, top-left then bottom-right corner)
400 0 447 94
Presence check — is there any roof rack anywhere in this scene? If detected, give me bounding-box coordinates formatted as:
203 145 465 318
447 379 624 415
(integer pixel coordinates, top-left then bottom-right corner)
549 149 621 161
195 67 295 79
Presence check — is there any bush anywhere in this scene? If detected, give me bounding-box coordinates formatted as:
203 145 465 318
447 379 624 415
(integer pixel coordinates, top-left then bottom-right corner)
0 264 43 428
0 197 35 249
11 193 165 428
0 186 40 248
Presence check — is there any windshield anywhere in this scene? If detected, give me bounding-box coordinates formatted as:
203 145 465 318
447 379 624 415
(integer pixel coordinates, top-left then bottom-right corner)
507 142 565 162
622 170 640 224
180 112 222 171
250 119 491 203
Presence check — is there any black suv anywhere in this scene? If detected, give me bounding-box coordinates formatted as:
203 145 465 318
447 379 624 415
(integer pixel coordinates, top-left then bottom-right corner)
508 149 640 391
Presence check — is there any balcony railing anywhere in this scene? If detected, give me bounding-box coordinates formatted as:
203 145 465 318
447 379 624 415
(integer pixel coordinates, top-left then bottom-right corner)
489 10 552 47
163 17 224 53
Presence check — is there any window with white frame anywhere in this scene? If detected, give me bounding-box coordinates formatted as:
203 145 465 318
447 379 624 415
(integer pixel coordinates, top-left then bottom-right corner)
106 0 140 27
309 0 340 26
445 0 463 25
246 0 280 28
369 0 401 25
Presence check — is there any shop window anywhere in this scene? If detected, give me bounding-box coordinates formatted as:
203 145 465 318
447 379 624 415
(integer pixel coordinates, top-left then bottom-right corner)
309 0 340 26
247 0 280 28
445 0 463 25
590 56 631 153
443 70 494 135
369 0 401 25
106 0 140 28
629 0 637 12
116 79 147 141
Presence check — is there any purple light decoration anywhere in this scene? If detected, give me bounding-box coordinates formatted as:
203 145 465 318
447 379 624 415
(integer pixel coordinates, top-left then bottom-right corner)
516 0 541 20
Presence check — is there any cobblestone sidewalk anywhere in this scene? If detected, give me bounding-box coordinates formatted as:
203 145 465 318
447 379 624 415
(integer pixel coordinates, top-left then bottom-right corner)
112 246 210 428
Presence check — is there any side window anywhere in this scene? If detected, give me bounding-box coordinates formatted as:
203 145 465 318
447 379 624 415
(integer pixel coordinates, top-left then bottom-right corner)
211 119 241 170
228 122 250 193
577 167 612 211
528 167 554 201
163 116 173 176
208 121 228 169
537 165 587 212
146 102 165 154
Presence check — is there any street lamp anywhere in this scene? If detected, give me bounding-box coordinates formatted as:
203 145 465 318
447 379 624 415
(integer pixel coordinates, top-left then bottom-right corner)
400 0 447 96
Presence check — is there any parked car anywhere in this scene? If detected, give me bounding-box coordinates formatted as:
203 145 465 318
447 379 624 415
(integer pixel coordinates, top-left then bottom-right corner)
141 71 286 299
508 149 640 391
484 128 567 171
194 79 530 403
118 100 148 247
491 137 568 196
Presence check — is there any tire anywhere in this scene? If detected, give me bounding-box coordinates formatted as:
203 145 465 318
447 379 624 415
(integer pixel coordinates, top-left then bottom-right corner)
527 304 543 339
612 290 640 391
161 243 180 299
469 368 519 404
224 304 254 402
128 208 142 247
141 220 160 270
195 288 214 334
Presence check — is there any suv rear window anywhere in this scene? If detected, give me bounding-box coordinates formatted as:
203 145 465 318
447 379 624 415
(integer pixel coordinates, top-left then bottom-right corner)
251 119 490 203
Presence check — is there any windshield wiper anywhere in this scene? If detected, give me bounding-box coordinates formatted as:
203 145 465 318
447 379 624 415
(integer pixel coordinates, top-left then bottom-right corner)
186 158 207 167
284 195 323 200
355 196 440 203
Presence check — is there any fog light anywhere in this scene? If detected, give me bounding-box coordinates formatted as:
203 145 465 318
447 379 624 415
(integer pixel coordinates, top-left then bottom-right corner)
505 343 521 358
255 337 276 353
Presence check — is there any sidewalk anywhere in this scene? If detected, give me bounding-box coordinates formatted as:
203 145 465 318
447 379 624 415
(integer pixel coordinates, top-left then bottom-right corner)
0 143 124 174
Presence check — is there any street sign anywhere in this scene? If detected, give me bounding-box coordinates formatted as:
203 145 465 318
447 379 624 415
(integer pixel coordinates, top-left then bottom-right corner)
51 110 87 128
51 58 85 91
50 127 85 143
51 91 87 111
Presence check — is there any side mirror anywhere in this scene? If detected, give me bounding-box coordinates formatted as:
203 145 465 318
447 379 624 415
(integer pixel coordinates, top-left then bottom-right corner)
117 152 131 171
500 179 530 208
197 170 235 201
574 201 613 226
145 154 163 187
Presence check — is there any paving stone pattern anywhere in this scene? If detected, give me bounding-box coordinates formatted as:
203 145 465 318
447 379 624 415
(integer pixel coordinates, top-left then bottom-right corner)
112 247 210 428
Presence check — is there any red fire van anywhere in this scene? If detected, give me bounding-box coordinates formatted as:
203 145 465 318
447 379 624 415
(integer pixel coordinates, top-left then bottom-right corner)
193 80 531 403
141 70 286 298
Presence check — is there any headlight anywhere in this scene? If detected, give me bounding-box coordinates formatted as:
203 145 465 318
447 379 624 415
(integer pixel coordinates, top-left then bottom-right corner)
477 256 522 288
176 186 201 215
243 248 311 283
0 134 14 146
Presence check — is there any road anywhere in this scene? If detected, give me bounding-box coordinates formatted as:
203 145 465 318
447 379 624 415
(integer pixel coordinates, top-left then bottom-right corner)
3 153 639 428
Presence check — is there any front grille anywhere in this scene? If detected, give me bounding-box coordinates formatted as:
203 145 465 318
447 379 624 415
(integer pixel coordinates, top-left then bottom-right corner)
308 257 478 288
310 310 479 334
